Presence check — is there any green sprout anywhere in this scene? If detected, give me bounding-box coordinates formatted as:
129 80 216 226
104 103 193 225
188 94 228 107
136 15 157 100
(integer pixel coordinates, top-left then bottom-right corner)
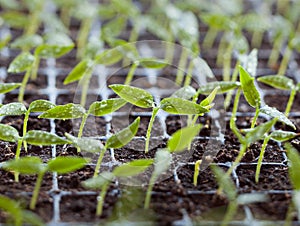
110 84 213 153
211 165 268 226
82 158 153 216
2 156 88 210
0 194 44 226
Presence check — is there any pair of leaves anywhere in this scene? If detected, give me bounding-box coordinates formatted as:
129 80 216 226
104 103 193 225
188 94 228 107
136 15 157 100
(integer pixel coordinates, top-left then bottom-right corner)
2 156 88 175
110 84 212 115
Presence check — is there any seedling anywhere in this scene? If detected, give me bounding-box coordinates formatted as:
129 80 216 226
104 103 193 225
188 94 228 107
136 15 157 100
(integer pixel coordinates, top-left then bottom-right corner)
144 124 202 209
0 100 55 155
66 117 140 177
257 75 300 116
2 156 88 210
110 84 213 153
0 194 44 226
82 158 153 216
211 165 268 226
39 98 126 151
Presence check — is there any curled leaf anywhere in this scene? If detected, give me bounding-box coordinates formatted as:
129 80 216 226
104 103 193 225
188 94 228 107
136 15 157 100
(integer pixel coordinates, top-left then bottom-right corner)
106 117 140 148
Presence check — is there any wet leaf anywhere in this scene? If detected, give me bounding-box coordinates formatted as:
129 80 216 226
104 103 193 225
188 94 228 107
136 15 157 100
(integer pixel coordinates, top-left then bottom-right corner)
106 117 140 149
88 98 127 116
47 156 89 174
168 124 202 152
171 86 196 100
244 49 258 77
0 102 27 116
198 81 240 95
239 66 261 108
0 83 21 94
24 130 69 145
82 171 114 189
2 157 44 174
109 84 154 108
39 103 86 119
286 143 300 190
270 130 298 142
260 105 296 130
28 100 56 113
153 149 172 176
0 124 20 142
211 165 237 200
8 52 35 73
245 119 275 145
64 59 94 84
10 34 43 50
138 58 167 69
257 75 295 90
113 159 154 177
65 133 104 153
160 97 208 115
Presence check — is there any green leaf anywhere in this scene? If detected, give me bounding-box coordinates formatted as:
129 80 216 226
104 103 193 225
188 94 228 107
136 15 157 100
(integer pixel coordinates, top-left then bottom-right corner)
82 171 114 189
63 59 94 84
88 98 127 116
245 119 275 145
297 83 300 92
10 34 43 50
47 156 89 174
270 130 299 142
28 100 56 113
160 97 208 115
65 133 104 153
198 81 240 95
2 11 29 28
211 165 237 200
138 58 167 69
24 130 69 145
0 102 27 116
106 117 140 149
0 124 20 142
95 48 123 66
0 33 11 50
109 84 154 108
0 195 22 226
239 66 261 108
35 33 74 58
257 75 295 90
168 124 202 152
153 149 172 177
0 83 21 94
2 157 45 174
39 103 86 119
8 52 35 73
171 86 196 100
286 143 300 190
200 86 219 107
113 159 154 177
260 105 296 130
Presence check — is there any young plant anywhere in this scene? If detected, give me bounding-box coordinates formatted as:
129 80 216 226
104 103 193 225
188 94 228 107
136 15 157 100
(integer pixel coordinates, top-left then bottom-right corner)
144 124 202 209
0 194 44 226
2 156 88 210
0 100 55 155
211 165 268 226
39 98 126 151
257 75 300 116
110 84 212 153
66 117 140 177
82 158 153 216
